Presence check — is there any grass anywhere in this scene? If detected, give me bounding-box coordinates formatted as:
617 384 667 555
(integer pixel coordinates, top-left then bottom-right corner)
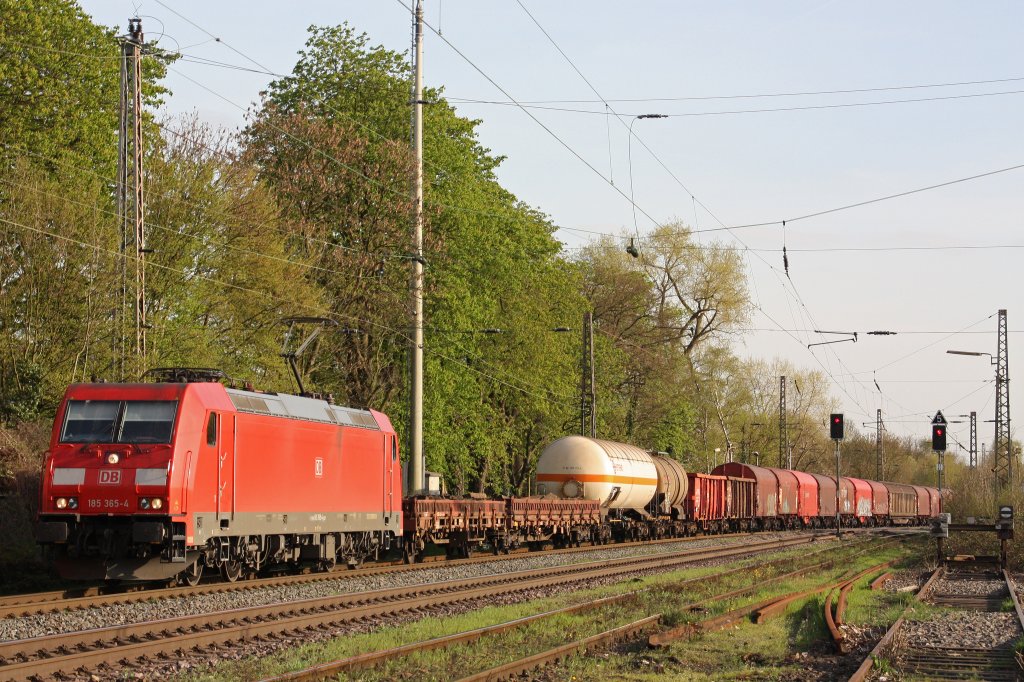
172 536 928 681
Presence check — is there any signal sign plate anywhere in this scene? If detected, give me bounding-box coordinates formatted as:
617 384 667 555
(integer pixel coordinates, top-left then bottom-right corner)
931 410 947 425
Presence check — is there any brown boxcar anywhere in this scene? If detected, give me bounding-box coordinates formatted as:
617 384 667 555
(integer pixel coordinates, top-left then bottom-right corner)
726 476 757 521
713 463 777 518
810 473 837 518
925 487 941 516
884 482 918 522
867 480 889 518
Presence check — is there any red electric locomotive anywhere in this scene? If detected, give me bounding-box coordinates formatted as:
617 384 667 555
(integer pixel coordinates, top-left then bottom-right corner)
36 370 402 583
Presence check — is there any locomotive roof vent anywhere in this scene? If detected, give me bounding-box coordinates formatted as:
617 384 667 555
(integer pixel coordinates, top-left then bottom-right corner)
143 367 227 384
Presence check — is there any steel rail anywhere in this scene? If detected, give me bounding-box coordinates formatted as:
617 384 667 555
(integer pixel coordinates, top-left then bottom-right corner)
0 531 767 618
0 535 818 680
257 536 857 681
455 615 662 682
650 541 902 647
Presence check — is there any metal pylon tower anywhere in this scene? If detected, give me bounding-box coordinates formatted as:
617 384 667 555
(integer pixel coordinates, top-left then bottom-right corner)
117 17 146 380
994 309 1011 489
969 411 977 469
779 376 788 468
876 409 883 480
581 311 596 438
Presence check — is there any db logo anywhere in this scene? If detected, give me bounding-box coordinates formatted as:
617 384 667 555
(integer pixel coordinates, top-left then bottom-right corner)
314 458 324 478
98 470 122 486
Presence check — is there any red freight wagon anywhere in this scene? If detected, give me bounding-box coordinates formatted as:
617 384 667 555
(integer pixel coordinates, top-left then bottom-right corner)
847 477 874 522
713 463 777 519
788 470 820 520
37 379 402 582
867 480 889 518
726 476 757 525
925 487 942 516
910 485 931 519
838 477 856 515
764 466 799 516
883 482 918 522
686 473 728 531
810 473 837 518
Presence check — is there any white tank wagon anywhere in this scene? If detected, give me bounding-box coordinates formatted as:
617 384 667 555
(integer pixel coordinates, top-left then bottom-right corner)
535 436 668 510
650 454 688 515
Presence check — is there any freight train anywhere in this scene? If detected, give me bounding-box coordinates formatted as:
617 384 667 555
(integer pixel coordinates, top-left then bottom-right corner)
36 374 939 583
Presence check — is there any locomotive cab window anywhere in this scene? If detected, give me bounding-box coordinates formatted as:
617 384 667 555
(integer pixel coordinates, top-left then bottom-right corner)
118 401 178 443
61 400 178 444
391 437 397 461
61 400 119 443
206 413 217 446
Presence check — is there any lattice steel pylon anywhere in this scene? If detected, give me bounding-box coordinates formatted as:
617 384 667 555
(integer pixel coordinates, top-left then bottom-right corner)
969 411 977 469
779 376 788 468
876 409 883 480
994 309 1011 489
581 311 596 438
117 18 146 381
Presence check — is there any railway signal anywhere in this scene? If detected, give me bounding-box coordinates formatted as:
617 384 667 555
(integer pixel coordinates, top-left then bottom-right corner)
829 414 844 441
829 413 844 538
932 411 948 506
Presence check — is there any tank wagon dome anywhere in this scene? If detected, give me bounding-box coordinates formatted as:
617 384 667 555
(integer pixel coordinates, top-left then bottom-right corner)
535 436 658 509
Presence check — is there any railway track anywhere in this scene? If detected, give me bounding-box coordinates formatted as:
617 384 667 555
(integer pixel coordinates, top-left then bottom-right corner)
257 534 904 681
0 526 916 620
0 532 763 619
0 533 824 680
852 562 1024 681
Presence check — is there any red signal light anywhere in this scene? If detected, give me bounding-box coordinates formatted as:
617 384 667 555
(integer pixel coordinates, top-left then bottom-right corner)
829 413 844 440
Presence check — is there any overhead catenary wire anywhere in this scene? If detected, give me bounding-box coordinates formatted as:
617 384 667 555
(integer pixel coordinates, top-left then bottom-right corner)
446 87 1024 118
511 0 877 418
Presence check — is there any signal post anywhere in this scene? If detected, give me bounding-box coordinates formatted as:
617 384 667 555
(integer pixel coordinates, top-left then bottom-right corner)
830 413 844 538
932 410 947 507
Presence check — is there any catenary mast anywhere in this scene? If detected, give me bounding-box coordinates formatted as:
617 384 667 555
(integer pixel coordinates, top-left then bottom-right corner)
408 0 425 494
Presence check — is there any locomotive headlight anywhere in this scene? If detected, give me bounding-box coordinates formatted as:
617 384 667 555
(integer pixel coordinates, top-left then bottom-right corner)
106 453 119 464
150 498 163 510
139 498 150 510
55 497 68 509
68 497 78 510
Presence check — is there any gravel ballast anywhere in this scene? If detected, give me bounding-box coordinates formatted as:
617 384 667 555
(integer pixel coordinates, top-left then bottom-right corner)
0 532 799 641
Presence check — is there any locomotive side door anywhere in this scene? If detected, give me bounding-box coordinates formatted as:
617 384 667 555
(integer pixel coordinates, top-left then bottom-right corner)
214 412 236 526
387 434 397 516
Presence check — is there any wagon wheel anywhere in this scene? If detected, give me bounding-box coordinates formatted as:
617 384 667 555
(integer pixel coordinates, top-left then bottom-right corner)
220 559 243 582
179 559 203 587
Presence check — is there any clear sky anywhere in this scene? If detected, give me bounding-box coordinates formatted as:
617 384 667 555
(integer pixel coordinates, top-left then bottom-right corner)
78 1 1024 455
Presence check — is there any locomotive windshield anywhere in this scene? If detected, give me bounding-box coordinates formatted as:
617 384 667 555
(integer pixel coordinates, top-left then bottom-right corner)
61 400 178 444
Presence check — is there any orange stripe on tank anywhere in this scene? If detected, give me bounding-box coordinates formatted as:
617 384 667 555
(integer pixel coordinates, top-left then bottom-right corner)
536 473 658 486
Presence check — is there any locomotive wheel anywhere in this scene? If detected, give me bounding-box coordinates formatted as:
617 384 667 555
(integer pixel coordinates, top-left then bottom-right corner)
221 559 243 583
180 560 203 587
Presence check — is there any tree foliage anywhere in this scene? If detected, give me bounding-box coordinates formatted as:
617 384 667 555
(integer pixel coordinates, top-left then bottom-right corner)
1 5 997 514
